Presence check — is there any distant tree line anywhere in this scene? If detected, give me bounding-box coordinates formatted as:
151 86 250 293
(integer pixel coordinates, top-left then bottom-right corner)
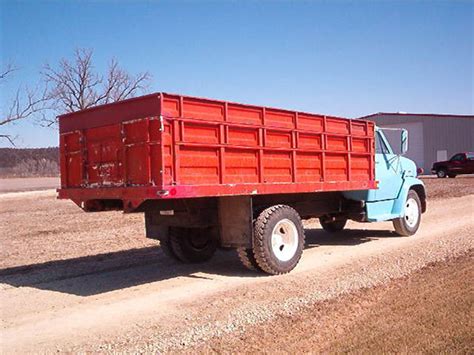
0 147 59 177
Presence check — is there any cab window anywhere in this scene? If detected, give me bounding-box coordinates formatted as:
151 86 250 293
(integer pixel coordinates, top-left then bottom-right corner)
450 154 465 162
375 131 390 154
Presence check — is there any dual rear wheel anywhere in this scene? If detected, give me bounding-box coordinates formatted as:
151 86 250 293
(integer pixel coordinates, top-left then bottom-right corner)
160 227 218 263
249 205 305 275
160 205 306 275
237 205 306 274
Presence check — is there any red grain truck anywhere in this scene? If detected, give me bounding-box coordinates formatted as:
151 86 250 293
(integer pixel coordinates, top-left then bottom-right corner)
58 93 426 274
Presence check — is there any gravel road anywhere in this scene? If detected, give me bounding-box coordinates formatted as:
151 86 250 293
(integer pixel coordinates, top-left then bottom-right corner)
0 181 473 352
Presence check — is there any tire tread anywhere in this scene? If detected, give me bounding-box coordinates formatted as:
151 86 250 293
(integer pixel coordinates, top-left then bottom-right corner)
169 227 217 263
393 190 421 236
159 236 179 260
237 248 260 271
169 227 190 262
253 205 305 275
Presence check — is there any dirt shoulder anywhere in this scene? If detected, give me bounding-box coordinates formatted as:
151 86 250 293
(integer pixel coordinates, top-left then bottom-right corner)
189 251 473 354
0 177 59 193
421 175 474 200
0 190 151 270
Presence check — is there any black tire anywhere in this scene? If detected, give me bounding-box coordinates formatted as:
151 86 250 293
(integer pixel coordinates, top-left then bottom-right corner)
393 190 422 236
253 205 305 275
319 217 347 233
159 234 179 260
169 227 218 263
237 247 261 271
436 169 447 178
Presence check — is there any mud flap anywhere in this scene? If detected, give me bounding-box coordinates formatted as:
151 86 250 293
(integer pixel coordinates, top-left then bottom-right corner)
144 211 169 240
218 196 253 248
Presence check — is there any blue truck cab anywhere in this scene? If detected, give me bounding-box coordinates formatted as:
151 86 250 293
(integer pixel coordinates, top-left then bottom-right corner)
342 127 427 236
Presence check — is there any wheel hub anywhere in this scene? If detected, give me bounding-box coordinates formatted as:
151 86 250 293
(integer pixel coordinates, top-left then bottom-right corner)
271 219 299 262
189 231 210 250
404 198 419 228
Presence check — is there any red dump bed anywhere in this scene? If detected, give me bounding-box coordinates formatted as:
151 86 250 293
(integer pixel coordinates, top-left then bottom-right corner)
58 93 376 210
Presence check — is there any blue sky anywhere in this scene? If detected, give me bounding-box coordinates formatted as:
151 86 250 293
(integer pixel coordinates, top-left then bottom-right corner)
1 0 472 148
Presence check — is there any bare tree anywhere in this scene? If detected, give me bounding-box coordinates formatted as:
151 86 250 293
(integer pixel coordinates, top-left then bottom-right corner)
1 50 151 144
42 48 151 126
1 63 16 80
1 64 49 145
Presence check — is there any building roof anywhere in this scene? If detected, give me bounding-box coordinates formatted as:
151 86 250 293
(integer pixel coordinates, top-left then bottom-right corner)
358 112 474 120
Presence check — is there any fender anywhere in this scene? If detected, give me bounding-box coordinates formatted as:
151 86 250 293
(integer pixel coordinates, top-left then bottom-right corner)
363 177 426 222
391 177 426 217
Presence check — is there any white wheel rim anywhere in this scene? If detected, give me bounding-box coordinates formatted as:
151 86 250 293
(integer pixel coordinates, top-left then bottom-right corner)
404 198 419 228
271 219 299 262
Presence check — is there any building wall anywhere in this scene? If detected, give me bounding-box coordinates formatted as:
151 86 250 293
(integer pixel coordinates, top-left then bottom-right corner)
365 114 474 172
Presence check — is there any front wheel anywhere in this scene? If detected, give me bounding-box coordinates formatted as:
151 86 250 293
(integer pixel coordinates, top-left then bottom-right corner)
393 190 422 236
436 169 447 178
319 217 347 233
253 205 305 275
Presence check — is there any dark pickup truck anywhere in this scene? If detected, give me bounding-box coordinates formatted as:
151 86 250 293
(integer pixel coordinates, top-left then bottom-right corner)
431 152 474 178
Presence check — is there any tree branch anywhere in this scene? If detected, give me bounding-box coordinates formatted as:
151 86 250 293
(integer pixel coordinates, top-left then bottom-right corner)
0 63 17 80
3 49 152 132
0 134 16 146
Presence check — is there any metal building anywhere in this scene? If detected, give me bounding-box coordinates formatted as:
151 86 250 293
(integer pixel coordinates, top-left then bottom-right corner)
359 113 474 173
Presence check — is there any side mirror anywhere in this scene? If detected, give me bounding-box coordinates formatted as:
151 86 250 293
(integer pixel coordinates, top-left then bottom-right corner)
401 129 408 155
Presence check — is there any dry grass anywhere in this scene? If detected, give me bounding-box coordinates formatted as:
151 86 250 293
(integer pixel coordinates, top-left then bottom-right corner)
321 252 473 353
190 251 474 353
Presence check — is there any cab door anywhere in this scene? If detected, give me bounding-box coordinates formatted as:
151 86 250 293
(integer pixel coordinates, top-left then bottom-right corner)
374 129 403 200
466 153 474 174
449 153 467 174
